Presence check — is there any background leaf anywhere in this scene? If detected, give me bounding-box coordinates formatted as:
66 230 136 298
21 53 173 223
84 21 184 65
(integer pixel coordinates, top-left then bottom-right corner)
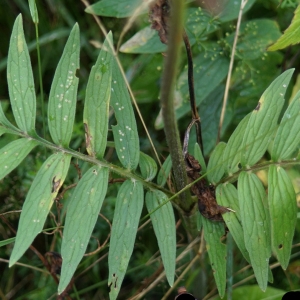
9 152 71 266
272 90 300 161
83 32 112 158
268 5 300 51
108 180 143 300
145 190 176 286
85 0 144 18
0 138 37 180
268 165 297 269
58 166 109 294
238 171 271 291
7 14 36 134
225 19 281 60
241 69 294 167
48 24 80 147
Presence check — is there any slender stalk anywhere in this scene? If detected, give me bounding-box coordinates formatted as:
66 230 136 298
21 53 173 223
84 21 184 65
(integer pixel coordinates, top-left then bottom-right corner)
32 8 46 138
160 0 193 212
217 0 249 142
182 30 203 153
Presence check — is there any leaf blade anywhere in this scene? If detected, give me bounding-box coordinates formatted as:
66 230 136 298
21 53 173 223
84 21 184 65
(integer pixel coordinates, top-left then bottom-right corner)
272 90 300 161
268 165 297 269
0 138 37 180
202 216 227 298
83 32 113 158
48 24 80 147
111 56 140 170
7 14 36 134
145 190 176 286
108 180 143 300
207 142 226 184
58 166 109 294
238 171 271 291
139 152 157 181
9 152 71 266
241 69 294 167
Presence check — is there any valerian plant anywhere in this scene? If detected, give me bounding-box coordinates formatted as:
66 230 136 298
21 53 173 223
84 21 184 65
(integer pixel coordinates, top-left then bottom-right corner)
1 0 300 299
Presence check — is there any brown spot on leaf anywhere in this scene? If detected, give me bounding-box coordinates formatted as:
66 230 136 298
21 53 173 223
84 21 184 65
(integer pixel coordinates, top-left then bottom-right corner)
255 102 261 111
51 176 61 193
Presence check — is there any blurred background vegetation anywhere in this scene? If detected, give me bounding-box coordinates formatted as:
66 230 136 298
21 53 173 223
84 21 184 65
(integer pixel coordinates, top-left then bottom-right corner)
1 0 300 299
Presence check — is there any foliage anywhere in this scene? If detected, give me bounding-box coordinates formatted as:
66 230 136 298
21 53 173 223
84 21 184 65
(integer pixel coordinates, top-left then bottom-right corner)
1 1 300 299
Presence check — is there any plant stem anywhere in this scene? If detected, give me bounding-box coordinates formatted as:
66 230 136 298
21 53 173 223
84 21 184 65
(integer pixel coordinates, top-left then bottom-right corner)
217 0 248 142
160 0 193 213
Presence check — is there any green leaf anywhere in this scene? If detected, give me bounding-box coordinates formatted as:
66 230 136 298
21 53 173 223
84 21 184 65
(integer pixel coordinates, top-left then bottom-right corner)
226 19 281 60
0 103 20 132
145 190 176 286
83 32 112 158
157 155 172 187
58 166 109 294
48 24 80 147
216 184 250 262
194 143 206 174
85 0 144 18
238 171 271 291
223 114 251 175
217 0 256 22
139 152 157 181
207 142 226 184
28 0 38 24
185 7 219 45
9 152 71 266
268 165 297 269
120 27 166 54
272 90 300 161
268 5 300 51
7 14 36 134
202 215 226 298
111 55 140 170
241 69 294 167
0 237 15 248
108 180 143 300
0 138 37 180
